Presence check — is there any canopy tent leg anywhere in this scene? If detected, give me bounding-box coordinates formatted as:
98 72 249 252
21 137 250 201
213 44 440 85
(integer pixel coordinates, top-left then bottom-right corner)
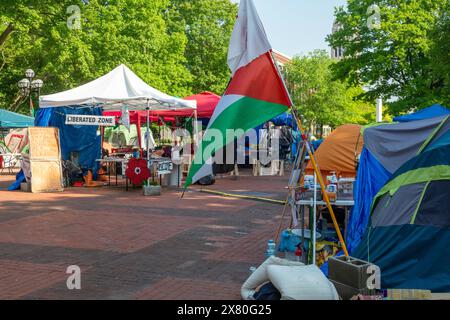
192 110 199 153
136 112 142 153
146 100 151 185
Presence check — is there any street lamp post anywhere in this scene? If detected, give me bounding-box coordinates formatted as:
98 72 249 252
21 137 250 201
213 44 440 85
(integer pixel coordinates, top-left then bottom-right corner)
17 69 44 116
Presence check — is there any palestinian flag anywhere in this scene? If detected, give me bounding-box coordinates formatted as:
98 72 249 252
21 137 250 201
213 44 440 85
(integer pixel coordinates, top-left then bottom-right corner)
185 0 292 187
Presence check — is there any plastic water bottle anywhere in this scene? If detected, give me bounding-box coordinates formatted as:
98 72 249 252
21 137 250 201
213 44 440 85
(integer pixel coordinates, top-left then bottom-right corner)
265 240 276 258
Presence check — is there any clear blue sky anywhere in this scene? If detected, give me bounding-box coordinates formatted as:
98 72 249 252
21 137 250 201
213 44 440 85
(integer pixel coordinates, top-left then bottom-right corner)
232 0 347 57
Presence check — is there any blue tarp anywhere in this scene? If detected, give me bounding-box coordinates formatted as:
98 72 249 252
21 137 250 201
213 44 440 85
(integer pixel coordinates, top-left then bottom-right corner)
393 104 449 122
0 109 34 128
35 107 102 175
311 139 323 151
271 113 297 129
7 170 26 191
346 147 391 253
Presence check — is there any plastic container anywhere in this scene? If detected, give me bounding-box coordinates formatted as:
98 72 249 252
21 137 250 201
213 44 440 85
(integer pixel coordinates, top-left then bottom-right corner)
265 240 276 258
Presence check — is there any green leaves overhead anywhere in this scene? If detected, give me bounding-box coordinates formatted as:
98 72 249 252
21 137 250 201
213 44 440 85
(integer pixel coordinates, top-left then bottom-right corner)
0 0 237 113
286 50 375 130
327 0 449 114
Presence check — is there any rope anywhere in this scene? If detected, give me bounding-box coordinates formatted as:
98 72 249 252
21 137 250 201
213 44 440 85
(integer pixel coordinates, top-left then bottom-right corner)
198 188 285 205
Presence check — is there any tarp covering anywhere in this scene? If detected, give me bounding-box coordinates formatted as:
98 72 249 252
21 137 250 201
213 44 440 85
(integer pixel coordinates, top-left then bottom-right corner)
305 124 363 178
0 109 34 128
393 104 450 122
39 64 196 112
271 112 296 128
346 147 391 252
35 107 102 175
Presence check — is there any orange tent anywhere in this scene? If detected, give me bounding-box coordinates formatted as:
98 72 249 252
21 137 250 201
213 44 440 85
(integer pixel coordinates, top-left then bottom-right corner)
306 124 363 180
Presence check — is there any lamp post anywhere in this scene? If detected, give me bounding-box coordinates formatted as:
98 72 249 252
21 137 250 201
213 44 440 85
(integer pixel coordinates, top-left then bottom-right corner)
17 69 44 116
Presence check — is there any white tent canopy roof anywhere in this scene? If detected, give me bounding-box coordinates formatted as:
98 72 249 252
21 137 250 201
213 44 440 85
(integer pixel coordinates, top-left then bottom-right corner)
39 64 196 111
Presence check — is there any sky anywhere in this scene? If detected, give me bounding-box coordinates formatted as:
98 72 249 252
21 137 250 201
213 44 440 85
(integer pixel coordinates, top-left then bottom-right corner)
231 0 348 57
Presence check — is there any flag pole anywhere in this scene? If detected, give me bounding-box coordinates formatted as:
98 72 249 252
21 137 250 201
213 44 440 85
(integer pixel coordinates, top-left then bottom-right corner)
268 50 350 257
291 110 349 257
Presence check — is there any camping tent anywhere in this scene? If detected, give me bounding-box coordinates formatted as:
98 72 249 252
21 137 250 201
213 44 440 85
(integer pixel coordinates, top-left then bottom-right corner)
347 115 450 252
352 133 450 292
393 104 449 123
305 124 363 179
0 109 34 128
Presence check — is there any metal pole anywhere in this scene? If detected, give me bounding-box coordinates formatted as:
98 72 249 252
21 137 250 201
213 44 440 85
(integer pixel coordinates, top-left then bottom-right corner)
291 110 349 257
146 99 150 184
193 110 199 152
312 172 317 265
376 98 383 122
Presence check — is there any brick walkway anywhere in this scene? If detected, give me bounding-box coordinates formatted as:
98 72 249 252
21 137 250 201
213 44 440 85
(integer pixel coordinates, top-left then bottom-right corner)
0 170 291 299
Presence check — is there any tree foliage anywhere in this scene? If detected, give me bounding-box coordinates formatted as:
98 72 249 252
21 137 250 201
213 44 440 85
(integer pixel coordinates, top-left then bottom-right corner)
165 0 238 94
0 0 236 114
327 0 449 114
286 50 375 130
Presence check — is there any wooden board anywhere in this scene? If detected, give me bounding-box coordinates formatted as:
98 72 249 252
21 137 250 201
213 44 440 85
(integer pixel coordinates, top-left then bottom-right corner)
30 160 63 193
28 127 61 160
27 127 63 193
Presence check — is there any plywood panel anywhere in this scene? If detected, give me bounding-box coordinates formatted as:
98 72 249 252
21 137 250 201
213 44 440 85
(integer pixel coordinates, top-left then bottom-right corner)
30 160 63 193
26 127 63 193
28 127 61 159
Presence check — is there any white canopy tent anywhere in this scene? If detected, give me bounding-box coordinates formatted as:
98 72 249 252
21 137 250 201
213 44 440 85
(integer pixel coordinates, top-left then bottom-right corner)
39 64 197 176
39 64 196 111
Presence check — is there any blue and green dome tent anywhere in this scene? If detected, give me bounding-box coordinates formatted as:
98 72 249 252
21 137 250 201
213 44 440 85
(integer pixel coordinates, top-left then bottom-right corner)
352 128 450 291
346 114 450 253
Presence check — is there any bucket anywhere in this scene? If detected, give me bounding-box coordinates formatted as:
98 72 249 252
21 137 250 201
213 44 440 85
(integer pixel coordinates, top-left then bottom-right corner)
279 229 322 253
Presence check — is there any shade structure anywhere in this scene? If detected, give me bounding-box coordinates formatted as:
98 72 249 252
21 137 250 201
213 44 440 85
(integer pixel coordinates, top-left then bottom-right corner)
39 64 196 112
0 109 34 128
305 124 363 179
150 92 220 119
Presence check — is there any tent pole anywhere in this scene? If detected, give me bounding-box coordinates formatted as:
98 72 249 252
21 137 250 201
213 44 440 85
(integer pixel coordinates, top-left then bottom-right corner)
136 112 142 152
312 172 317 265
146 100 150 184
193 110 199 152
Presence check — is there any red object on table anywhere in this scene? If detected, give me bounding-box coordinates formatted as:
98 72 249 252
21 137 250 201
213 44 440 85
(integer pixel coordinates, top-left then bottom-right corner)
125 158 151 186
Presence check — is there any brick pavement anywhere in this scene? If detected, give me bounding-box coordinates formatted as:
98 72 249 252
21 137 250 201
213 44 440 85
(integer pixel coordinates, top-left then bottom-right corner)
0 169 292 299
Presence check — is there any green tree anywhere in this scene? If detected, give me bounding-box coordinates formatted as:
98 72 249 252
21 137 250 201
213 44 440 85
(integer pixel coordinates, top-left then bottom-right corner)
0 0 191 113
327 0 449 114
165 0 238 94
286 50 374 133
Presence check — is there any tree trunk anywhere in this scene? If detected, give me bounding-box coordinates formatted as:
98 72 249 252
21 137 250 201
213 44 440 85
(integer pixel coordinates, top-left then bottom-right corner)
0 23 14 47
